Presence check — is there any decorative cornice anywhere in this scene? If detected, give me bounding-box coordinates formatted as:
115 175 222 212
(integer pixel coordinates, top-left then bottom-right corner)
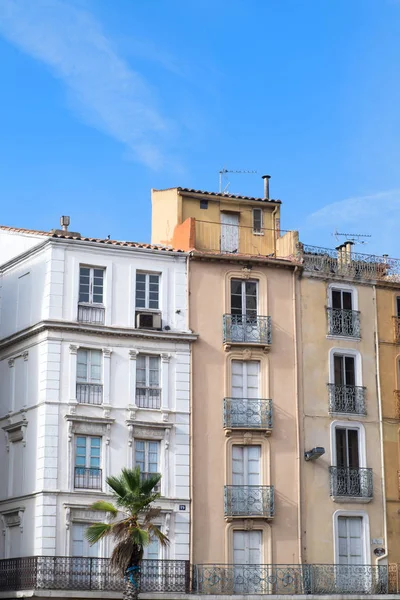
69 344 79 355
0 320 198 351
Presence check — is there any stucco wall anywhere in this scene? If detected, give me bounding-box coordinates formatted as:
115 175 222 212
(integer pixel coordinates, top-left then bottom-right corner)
189 259 299 564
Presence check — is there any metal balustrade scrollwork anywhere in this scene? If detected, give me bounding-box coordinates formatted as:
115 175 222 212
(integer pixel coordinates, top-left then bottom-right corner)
76 383 103 405
224 485 274 518
393 317 400 343
329 466 373 499
224 398 273 430
74 467 102 490
327 383 366 415
193 563 388 595
0 557 190 593
327 308 360 338
223 314 272 345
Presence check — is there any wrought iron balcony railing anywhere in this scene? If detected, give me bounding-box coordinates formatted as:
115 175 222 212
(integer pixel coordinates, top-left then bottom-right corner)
224 485 274 518
76 383 103 405
327 308 360 338
224 398 273 430
136 387 161 409
77 304 105 325
0 557 190 593
327 383 366 415
74 467 102 490
193 563 388 595
223 314 272 346
329 466 373 499
299 243 400 283
393 317 400 343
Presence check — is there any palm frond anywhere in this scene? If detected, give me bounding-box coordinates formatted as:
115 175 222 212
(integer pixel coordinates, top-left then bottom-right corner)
110 538 141 576
142 507 162 523
85 522 112 545
89 500 118 518
106 474 128 499
121 467 141 493
146 523 170 547
139 473 162 495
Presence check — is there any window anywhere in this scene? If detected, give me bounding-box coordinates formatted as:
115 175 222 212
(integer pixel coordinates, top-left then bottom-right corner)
74 436 102 489
334 355 355 387
231 361 260 398
231 279 258 317
330 423 372 499
336 428 359 469
79 267 104 305
76 349 103 404
233 531 262 593
330 353 365 414
136 355 161 409
136 273 160 310
72 523 99 558
143 537 160 560
252 208 263 234
135 440 160 485
332 289 353 311
396 296 400 317
200 199 208 209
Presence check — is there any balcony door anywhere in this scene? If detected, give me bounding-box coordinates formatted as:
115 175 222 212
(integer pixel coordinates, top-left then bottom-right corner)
334 355 356 413
233 530 262 593
70 523 100 589
332 289 353 311
335 428 360 496
231 361 260 427
232 445 262 516
230 279 259 342
221 212 239 253
331 289 355 336
336 517 368 592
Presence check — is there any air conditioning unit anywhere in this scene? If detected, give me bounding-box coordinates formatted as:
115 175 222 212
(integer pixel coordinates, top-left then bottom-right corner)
136 312 162 330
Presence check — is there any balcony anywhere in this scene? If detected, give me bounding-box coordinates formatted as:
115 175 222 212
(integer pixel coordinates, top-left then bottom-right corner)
395 391 400 419
329 466 373 502
136 387 161 409
327 384 366 415
327 308 360 338
223 398 273 432
74 467 102 490
0 557 190 594
394 317 400 343
224 485 274 519
76 383 103 405
193 563 388 595
223 314 271 351
77 304 105 325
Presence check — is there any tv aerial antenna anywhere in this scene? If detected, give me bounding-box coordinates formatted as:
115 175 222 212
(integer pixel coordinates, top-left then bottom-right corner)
219 167 257 194
332 230 372 246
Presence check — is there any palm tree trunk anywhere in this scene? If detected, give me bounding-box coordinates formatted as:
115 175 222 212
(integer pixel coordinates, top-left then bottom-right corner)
124 563 141 600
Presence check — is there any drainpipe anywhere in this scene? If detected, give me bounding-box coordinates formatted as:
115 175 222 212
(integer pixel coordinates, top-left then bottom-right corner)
293 266 303 563
373 284 388 570
272 205 279 258
187 253 194 569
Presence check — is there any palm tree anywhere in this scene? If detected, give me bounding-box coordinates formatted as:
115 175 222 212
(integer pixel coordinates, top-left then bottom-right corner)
85 467 169 600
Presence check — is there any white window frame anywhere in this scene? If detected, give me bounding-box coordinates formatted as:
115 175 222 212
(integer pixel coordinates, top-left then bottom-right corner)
77 349 103 384
328 348 362 387
330 421 367 469
230 279 259 314
135 272 161 311
231 360 260 397
135 354 161 408
79 266 105 306
134 439 160 474
327 283 358 311
332 510 370 565
252 208 263 235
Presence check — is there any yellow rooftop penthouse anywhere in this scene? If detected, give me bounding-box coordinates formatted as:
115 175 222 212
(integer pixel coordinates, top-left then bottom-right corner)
151 178 298 258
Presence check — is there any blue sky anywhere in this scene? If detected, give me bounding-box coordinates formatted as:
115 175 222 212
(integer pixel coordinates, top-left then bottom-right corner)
1 0 400 255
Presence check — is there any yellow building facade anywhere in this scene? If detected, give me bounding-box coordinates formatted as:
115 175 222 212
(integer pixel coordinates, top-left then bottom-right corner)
376 283 400 564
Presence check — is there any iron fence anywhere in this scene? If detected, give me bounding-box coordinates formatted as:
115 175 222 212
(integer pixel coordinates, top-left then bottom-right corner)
76 383 103 405
223 314 272 345
329 466 373 499
193 563 388 595
327 383 366 415
0 557 190 593
327 307 360 338
224 398 273 430
300 243 400 282
74 467 102 490
224 485 274 518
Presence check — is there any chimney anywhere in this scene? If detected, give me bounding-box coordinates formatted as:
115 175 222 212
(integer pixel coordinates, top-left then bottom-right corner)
262 175 271 200
60 215 70 231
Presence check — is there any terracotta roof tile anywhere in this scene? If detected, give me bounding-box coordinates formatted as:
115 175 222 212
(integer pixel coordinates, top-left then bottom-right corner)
0 225 183 253
154 187 281 204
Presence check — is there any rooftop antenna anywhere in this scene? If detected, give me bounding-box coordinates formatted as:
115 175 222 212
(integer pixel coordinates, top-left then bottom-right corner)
219 167 257 194
332 230 372 246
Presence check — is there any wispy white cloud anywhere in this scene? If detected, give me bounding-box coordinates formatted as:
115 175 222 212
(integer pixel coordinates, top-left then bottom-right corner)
0 0 176 168
304 189 400 256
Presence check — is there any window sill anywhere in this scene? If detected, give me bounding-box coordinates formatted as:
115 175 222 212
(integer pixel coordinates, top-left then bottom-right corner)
331 496 372 504
329 411 367 418
252 231 264 236
326 335 361 343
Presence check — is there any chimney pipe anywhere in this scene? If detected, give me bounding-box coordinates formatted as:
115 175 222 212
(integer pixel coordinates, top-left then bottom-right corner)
262 175 271 199
60 216 70 231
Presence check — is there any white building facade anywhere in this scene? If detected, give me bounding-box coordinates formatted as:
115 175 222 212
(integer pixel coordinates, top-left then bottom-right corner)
0 225 195 563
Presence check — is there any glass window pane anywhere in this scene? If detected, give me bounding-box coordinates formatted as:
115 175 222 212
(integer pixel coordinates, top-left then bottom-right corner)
231 280 242 295
93 269 104 280
77 350 88 381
